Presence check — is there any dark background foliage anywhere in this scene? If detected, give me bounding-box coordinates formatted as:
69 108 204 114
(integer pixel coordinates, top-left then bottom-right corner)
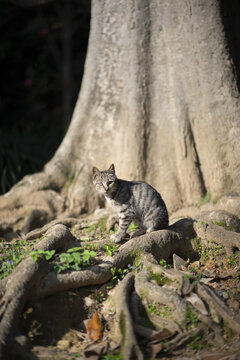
0 0 90 194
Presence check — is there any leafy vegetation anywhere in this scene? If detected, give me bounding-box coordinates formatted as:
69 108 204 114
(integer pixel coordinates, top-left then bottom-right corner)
191 237 224 262
214 221 234 231
104 241 119 256
187 336 204 352
128 222 139 231
30 249 56 262
159 258 171 268
54 247 97 273
226 254 239 268
0 239 31 279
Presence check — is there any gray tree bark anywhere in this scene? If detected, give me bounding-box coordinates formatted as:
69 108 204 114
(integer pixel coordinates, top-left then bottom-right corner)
1 0 240 221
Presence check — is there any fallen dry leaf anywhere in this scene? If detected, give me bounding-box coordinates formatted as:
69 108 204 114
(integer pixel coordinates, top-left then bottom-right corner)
86 312 103 341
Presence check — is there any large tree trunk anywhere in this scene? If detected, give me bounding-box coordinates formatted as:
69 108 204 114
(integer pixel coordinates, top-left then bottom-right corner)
1 0 240 222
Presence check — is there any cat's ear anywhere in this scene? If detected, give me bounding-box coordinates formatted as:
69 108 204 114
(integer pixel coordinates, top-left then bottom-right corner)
92 166 101 179
108 163 115 175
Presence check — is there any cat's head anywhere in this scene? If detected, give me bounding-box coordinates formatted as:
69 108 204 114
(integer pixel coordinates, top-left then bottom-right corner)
92 164 117 195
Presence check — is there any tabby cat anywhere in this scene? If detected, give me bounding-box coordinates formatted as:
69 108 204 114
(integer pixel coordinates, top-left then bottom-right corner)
92 164 169 243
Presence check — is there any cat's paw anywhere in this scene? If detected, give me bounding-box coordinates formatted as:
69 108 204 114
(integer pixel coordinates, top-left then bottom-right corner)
110 233 122 243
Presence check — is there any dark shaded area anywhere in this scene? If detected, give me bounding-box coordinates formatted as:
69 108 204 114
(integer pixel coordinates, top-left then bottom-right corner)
19 291 87 346
0 0 90 194
220 0 240 92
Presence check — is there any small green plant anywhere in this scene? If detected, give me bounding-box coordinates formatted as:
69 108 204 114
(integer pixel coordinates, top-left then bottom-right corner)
187 336 204 352
110 229 117 235
149 269 171 286
0 239 30 279
159 305 171 318
96 290 106 303
70 228 76 236
128 263 143 272
104 241 119 256
185 305 200 330
159 259 171 268
148 301 171 318
223 321 235 339
226 254 239 268
54 247 97 273
84 242 100 252
197 192 211 206
192 237 224 262
83 222 97 235
30 249 56 262
148 301 159 315
128 222 139 231
111 267 128 284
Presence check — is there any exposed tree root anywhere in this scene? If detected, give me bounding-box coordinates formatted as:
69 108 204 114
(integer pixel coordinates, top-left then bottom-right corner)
33 263 113 299
134 269 187 330
113 272 144 360
164 326 207 354
25 217 79 240
32 219 197 298
197 282 240 334
0 224 74 360
193 220 240 254
1 213 240 359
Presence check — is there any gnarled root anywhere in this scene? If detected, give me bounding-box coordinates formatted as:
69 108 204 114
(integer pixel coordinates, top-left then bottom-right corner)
113 272 144 360
197 282 240 334
0 224 74 360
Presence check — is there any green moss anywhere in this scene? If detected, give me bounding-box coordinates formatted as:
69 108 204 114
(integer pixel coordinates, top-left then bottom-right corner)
148 301 172 318
119 311 126 345
65 174 76 191
187 336 204 352
148 269 171 286
130 249 146 267
214 221 234 232
190 237 224 262
98 216 108 232
84 222 97 234
223 321 235 339
185 305 200 330
197 192 211 206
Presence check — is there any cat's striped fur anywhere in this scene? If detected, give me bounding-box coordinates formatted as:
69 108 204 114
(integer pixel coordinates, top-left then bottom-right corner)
92 164 169 243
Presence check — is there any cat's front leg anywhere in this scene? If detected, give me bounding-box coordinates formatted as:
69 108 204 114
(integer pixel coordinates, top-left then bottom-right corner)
110 212 133 243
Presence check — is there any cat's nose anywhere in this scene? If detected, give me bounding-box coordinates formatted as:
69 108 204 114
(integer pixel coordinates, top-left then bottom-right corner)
102 184 108 192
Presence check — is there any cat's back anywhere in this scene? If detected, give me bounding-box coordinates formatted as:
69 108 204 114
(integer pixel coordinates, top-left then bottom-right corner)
117 179 165 207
